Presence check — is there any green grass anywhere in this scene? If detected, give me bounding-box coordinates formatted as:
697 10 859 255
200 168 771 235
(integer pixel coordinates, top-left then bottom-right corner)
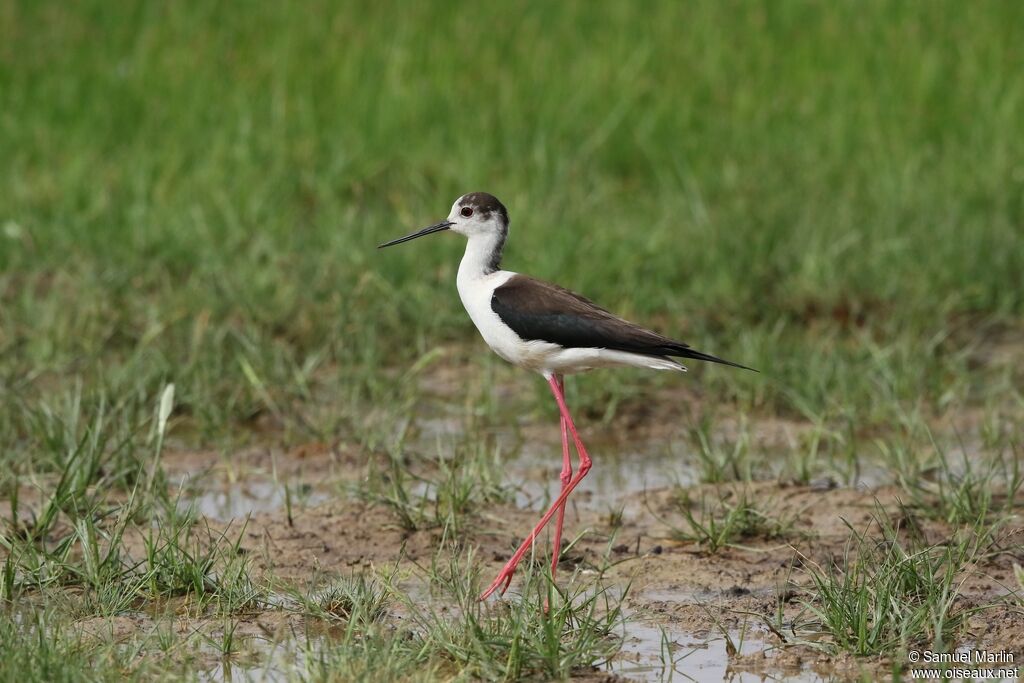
0 610 157 683
889 433 1023 526
394 550 625 681
3 1 1023 441
352 406 514 533
795 510 992 659
666 488 798 553
2 0 1023 679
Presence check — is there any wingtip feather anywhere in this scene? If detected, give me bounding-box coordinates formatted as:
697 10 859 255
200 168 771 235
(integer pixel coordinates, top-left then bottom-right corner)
677 348 758 372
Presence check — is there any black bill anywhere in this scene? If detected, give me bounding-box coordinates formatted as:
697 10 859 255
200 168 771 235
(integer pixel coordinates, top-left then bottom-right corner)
378 220 454 248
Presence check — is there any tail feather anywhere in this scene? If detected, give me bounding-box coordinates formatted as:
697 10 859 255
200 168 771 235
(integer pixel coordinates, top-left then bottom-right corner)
673 347 758 372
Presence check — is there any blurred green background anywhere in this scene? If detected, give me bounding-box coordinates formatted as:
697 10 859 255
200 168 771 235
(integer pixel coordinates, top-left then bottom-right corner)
2 1 1022 449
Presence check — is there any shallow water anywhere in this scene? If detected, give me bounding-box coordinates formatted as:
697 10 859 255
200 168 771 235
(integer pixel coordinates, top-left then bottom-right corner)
615 622 760 682
510 440 695 515
195 614 826 683
177 478 331 523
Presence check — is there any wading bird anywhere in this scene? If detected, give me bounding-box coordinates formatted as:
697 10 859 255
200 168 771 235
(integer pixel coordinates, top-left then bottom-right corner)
379 192 755 600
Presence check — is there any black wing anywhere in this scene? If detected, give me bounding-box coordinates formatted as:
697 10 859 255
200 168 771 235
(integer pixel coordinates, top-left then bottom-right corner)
490 275 755 371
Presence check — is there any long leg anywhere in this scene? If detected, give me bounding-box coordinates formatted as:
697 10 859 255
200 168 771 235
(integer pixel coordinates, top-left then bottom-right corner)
550 375 571 580
480 374 592 600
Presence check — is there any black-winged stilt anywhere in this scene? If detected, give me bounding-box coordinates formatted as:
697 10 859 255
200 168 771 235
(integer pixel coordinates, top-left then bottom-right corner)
379 192 755 600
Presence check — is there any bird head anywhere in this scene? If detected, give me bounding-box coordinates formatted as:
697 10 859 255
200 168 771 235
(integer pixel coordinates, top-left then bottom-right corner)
378 192 509 248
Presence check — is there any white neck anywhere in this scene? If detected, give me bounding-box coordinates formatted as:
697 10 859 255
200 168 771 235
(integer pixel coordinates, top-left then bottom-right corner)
457 232 505 282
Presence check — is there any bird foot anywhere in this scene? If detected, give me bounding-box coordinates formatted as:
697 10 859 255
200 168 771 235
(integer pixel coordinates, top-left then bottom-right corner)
479 557 522 600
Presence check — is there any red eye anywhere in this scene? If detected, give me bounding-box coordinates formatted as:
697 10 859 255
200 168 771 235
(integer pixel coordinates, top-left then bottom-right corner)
461 207 473 217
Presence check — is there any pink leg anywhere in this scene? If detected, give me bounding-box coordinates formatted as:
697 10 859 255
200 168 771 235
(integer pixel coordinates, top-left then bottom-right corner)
550 376 571 580
480 374 592 600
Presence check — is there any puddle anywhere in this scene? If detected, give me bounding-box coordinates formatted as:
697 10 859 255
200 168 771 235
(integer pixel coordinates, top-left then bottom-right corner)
403 444 689 519
399 399 951 519
506 435 686 511
178 478 331 523
201 636 315 683
613 615 824 682
192 612 826 683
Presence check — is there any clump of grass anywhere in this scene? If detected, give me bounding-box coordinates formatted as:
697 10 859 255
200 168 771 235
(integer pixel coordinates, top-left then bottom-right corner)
291 572 393 627
2 384 263 616
360 444 429 533
300 620 443 683
667 489 797 553
201 618 243 659
881 422 1024 525
0 607 162 682
4 392 168 549
359 428 512 533
432 440 511 528
399 548 625 681
689 417 754 484
785 417 851 486
141 516 264 613
295 545 625 682
926 448 1020 527
796 510 989 657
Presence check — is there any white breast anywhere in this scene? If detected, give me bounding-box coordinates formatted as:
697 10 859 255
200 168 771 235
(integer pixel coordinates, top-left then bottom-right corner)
456 269 537 364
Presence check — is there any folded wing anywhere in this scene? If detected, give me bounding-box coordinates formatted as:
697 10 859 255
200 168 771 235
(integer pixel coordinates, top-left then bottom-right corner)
490 274 755 371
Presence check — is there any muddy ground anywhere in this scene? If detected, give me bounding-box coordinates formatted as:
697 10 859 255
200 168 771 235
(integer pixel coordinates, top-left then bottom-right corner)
11 366 1022 681
125 368 1023 682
